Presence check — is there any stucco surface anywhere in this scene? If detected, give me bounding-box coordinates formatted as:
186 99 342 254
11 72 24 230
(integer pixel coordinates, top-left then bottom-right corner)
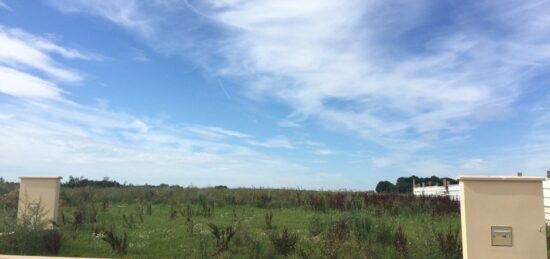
459 176 547 259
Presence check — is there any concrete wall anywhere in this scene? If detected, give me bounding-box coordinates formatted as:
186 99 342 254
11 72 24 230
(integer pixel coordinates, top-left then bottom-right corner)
459 176 547 259
17 177 61 227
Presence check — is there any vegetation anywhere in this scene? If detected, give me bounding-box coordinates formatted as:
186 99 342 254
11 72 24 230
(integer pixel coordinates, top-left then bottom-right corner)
0 177 467 258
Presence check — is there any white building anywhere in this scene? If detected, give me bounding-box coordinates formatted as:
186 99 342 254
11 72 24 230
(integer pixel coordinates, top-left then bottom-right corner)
413 183 460 201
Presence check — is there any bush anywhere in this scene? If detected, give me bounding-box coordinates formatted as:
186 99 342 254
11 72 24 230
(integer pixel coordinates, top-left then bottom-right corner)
0 203 63 255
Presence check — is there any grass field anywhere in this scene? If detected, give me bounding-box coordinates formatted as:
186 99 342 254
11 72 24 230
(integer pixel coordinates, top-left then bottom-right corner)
0 184 468 258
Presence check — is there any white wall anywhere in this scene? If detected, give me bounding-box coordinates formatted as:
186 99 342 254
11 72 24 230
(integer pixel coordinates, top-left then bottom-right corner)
543 179 550 223
413 184 460 201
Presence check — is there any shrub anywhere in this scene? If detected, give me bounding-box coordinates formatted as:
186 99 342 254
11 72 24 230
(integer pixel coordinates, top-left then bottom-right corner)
269 227 298 256
0 203 63 255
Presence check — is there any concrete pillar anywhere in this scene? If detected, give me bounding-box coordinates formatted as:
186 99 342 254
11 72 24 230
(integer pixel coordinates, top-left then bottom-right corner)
459 176 546 259
17 176 62 228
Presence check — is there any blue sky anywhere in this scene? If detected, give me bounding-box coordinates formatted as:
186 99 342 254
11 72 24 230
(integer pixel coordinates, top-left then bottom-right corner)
1 0 550 189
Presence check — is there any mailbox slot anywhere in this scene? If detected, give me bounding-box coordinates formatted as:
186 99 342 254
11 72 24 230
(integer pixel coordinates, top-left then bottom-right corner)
491 226 513 247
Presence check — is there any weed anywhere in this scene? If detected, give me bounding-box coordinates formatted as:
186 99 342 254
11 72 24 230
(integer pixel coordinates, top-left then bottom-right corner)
307 215 325 236
197 233 209 259
146 202 152 216
375 221 394 245
169 204 178 220
101 228 129 255
269 227 298 256
437 227 461 259
207 223 236 254
394 226 408 258
101 199 109 212
349 213 373 244
326 218 350 242
265 211 273 229
122 213 136 229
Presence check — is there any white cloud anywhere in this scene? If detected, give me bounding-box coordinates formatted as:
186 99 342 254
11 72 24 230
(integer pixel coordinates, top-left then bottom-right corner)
248 136 294 149
186 125 250 139
0 26 90 82
0 113 12 120
313 148 334 156
0 66 63 99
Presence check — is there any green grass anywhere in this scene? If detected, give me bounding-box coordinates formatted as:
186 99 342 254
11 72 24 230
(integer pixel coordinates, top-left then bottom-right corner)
1 186 464 258
49 204 460 258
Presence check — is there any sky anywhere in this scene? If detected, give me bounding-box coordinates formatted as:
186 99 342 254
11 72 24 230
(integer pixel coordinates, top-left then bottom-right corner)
1 0 550 189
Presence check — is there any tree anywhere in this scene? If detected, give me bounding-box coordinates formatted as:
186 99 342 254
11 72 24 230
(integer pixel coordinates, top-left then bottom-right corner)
375 181 397 193
396 175 420 193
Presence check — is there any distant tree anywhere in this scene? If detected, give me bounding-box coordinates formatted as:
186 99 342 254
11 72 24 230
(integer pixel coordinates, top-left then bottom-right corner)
375 181 397 193
64 176 121 188
396 176 420 193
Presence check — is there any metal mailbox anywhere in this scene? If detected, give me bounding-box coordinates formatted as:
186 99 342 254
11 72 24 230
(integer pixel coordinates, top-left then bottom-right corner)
491 226 513 247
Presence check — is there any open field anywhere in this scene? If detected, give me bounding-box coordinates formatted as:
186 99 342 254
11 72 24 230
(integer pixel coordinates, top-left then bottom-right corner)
1 183 468 258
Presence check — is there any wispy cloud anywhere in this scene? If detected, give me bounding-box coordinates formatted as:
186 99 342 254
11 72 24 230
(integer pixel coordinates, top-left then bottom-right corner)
186 125 251 139
45 0 550 151
0 0 10 11
47 0 155 37
0 26 103 83
0 66 63 99
0 23 356 188
248 136 294 149
277 120 301 128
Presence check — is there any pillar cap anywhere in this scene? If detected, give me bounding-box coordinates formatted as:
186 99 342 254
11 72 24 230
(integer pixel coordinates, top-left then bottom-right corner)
457 176 544 182
19 176 62 180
